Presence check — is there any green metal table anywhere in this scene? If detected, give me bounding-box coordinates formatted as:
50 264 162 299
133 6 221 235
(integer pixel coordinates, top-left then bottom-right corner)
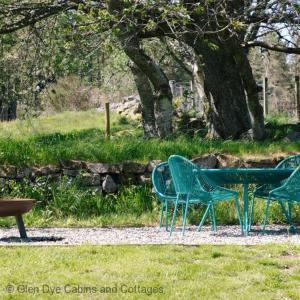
201 168 294 236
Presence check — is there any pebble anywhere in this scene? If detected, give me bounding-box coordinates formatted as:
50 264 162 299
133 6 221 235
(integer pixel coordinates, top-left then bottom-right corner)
0 225 300 246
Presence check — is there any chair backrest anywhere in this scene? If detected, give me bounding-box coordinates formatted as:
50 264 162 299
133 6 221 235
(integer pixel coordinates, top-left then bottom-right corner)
168 155 207 194
281 164 300 194
152 162 176 198
276 154 300 169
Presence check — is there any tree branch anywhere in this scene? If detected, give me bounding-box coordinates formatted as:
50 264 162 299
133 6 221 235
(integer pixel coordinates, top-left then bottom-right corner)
0 1 77 34
242 41 300 54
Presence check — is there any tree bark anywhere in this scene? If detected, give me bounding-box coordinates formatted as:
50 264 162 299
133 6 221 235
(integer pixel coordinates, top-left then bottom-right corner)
187 37 252 139
107 0 172 138
0 100 17 121
130 63 158 138
0 77 17 122
123 38 173 138
189 57 209 118
232 43 265 140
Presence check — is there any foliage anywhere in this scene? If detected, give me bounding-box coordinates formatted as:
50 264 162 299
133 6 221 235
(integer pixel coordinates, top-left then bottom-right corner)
1 173 300 228
248 33 296 117
141 38 191 82
1 1 300 141
1 177 157 225
265 114 300 140
41 76 96 113
0 13 136 120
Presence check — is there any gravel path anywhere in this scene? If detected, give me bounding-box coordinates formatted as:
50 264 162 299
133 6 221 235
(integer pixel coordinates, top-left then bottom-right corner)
0 225 300 246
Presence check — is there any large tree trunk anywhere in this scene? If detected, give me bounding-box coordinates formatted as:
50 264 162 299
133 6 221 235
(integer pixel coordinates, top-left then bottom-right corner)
232 43 265 140
108 0 173 138
182 27 265 139
130 64 158 138
123 38 173 138
191 38 252 139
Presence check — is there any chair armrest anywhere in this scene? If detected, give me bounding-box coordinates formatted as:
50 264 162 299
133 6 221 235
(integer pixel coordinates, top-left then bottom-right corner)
269 185 285 194
193 168 221 192
217 186 238 194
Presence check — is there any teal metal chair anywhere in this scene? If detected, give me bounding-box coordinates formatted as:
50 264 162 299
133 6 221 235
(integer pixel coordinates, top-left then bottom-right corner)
250 154 300 228
152 162 179 230
262 164 300 233
152 162 217 231
168 155 243 236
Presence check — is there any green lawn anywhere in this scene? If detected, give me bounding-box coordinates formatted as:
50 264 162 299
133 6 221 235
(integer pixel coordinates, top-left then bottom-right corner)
0 110 131 138
0 110 300 166
0 245 299 299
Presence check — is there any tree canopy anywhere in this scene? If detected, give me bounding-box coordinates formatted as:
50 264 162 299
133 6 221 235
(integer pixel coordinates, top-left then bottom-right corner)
0 1 300 139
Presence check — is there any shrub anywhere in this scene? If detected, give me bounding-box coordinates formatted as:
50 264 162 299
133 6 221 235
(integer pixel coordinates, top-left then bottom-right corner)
1 177 157 219
41 76 95 113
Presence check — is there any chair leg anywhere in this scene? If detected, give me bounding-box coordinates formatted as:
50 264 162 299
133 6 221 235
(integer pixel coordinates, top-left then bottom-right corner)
170 196 180 236
234 196 243 233
288 202 292 224
197 203 212 232
182 196 189 236
159 203 164 229
165 201 169 231
262 198 271 234
287 202 295 234
249 195 255 231
211 203 217 232
278 200 289 224
209 207 214 231
182 203 185 225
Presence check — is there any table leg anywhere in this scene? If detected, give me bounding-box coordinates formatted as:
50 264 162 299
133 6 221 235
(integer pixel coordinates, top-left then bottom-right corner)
243 184 249 236
15 215 28 239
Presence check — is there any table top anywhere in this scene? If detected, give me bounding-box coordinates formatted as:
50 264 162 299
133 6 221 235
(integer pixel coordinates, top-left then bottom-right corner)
201 168 294 184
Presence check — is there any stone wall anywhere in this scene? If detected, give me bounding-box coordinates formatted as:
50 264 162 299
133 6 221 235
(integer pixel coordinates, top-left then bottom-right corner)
97 95 142 120
0 153 290 193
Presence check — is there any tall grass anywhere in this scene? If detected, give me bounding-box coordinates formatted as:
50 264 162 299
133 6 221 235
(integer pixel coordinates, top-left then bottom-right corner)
1 177 300 227
1 134 300 166
0 177 159 227
0 132 300 167
0 111 300 166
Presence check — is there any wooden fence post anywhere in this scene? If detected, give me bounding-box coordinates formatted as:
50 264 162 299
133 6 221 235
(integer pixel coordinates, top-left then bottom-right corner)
105 102 110 140
295 75 300 121
263 77 268 116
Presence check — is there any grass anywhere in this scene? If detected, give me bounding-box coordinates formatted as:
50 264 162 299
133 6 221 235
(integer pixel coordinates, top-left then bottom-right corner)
0 111 300 227
265 113 298 126
1 113 300 299
2 178 300 228
0 110 300 166
0 110 134 139
0 244 299 299
0 178 160 227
